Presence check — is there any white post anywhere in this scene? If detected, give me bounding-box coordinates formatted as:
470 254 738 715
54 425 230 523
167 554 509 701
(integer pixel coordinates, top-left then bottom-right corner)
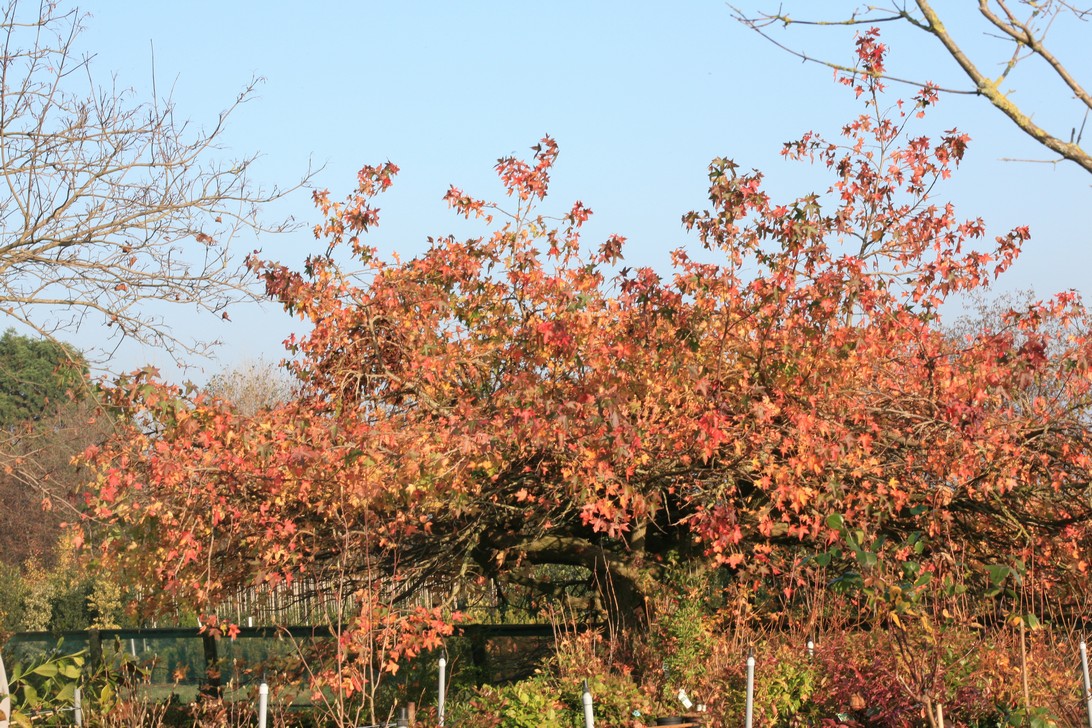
1081 641 1092 727
73 686 82 727
438 655 447 726
582 679 595 728
936 702 944 727
745 652 755 728
0 652 10 728
807 639 815 659
257 682 269 728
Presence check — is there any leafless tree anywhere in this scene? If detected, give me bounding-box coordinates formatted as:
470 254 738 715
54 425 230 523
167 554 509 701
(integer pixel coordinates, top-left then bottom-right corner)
731 1 1092 173
0 0 308 365
204 356 297 416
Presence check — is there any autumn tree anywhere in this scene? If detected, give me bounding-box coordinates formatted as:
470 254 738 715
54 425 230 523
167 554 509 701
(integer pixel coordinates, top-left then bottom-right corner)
0 331 119 635
731 1 1092 173
0 333 128 633
82 31 1092 656
0 330 120 584
0 0 303 365
0 331 86 563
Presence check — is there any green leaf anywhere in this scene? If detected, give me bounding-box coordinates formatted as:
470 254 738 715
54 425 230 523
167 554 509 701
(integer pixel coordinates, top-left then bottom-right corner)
855 550 877 568
55 682 76 703
58 662 81 679
985 563 1011 586
30 661 58 678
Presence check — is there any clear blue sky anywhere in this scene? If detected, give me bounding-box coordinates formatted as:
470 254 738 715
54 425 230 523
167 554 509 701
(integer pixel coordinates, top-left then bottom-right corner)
65 2 1092 381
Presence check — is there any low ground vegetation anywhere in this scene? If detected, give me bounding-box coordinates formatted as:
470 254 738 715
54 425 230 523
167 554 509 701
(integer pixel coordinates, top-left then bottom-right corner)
4 580 1089 726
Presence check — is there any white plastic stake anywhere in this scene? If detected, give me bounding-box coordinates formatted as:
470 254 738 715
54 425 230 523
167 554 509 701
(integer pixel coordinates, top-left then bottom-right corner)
257 682 268 728
807 639 815 659
745 652 755 728
1081 641 1092 727
936 703 944 726
438 655 447 726
1 652 10 728
582 679 595 728
73 686 82 727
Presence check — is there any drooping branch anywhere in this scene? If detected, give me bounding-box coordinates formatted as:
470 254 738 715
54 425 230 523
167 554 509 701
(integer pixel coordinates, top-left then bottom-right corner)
731 1 1092 174
914 0 1092 173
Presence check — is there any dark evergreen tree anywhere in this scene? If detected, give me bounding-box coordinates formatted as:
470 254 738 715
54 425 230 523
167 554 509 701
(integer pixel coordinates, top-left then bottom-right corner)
0 329 86 428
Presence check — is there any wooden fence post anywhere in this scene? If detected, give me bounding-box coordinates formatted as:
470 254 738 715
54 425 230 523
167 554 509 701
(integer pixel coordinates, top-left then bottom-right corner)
200 632 222 699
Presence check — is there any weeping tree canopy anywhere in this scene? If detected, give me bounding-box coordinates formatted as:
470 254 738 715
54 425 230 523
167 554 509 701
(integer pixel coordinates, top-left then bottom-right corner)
82 38 1092 640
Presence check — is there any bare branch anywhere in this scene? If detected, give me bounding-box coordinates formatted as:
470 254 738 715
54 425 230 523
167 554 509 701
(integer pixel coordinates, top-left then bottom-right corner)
728 4 978 95
977 0 1092 110
0 0 314 367
731 1 1092 175
914 0 1092 173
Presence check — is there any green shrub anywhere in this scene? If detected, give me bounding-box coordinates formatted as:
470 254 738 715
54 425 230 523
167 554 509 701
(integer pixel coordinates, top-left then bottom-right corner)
5 638 148 726
446 675 572 727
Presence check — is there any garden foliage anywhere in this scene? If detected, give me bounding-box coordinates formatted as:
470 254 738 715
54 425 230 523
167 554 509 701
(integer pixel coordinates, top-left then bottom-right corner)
74 31 1092 725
